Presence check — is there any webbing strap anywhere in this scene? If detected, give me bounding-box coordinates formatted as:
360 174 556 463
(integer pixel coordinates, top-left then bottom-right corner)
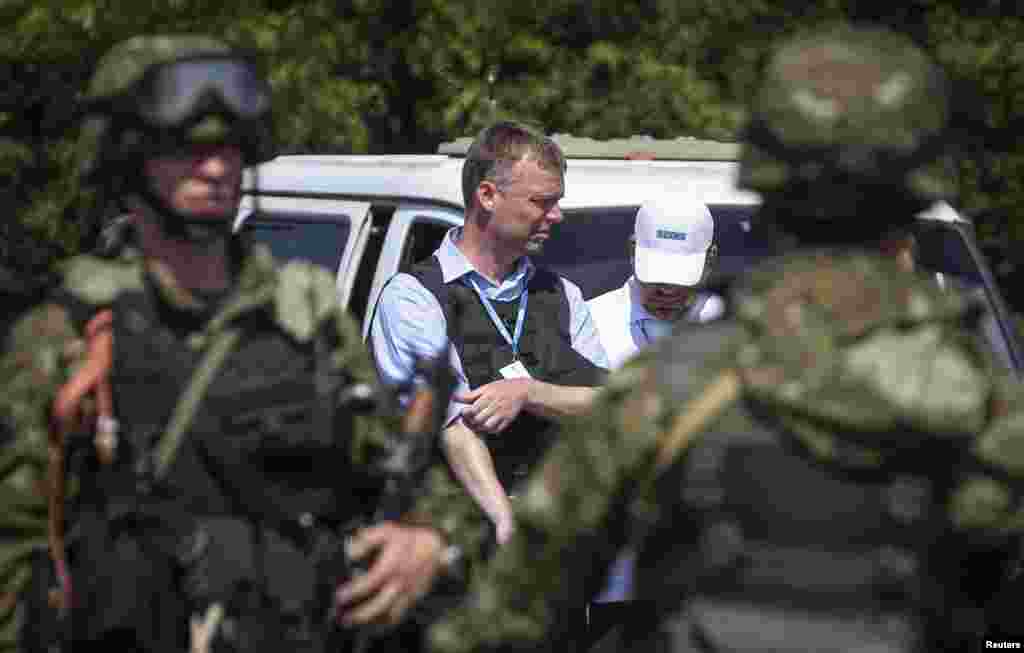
655 369 741 474
153 328 242 479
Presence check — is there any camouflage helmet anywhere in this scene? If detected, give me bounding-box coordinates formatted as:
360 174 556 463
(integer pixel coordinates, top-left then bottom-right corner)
738 25 956 207
78 35 275 181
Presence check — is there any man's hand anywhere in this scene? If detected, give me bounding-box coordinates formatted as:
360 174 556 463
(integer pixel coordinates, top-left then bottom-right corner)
335 523 445 627
454 378 533 434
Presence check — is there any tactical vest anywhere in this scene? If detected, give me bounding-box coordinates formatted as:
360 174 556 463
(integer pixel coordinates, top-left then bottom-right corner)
620 321 980 653
63 273 378 650
407 256 605 490
75 280 377 527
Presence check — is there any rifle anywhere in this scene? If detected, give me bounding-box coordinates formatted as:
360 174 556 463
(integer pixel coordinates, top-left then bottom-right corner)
315 354 455 652
370 355 456 522
192 353 454 651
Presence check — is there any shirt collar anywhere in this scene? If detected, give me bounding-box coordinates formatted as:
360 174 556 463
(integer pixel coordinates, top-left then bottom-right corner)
435 227 535 296
627 276 657 324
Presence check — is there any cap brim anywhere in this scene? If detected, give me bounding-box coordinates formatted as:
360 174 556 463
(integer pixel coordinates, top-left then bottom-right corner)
635 245 706 286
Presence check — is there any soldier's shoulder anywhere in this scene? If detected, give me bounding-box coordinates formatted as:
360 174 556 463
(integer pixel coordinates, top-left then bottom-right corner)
950 374 1024 532
731 251 995 469
734 251 968 333
235 244 360 348
972 374 1024 478
60 253 145 307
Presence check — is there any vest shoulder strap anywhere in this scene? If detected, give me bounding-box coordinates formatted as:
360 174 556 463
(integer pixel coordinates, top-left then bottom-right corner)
526 265 571 337
408 255 458 349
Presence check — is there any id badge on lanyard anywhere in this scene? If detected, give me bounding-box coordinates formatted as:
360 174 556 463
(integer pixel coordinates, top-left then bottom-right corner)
499 359 532 379
467 276 533 379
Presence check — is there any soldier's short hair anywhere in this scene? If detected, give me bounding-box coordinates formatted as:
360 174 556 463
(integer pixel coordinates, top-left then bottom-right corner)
461 121 566 210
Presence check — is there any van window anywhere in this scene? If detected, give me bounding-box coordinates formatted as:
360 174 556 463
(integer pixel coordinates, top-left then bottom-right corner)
401 218 451 272
240 213 351 273
533 207 637 300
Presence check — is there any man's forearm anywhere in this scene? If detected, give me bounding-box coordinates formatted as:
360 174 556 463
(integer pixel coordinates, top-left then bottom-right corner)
442 420 515 539
523 382 599 420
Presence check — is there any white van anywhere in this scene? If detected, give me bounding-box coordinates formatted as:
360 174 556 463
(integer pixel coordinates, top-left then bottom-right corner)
237 135 1023 375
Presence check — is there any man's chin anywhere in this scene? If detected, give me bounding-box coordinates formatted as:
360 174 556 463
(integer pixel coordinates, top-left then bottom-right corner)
524 240 546 256
185 204 238 219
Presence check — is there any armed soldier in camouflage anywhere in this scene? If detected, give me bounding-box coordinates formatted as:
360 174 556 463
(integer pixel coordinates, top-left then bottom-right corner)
0 35 486 653
429 24 1024 653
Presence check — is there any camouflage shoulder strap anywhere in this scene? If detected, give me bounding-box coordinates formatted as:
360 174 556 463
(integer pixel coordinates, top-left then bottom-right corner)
641 317 746 478
654 369 741 474
152 327 242 479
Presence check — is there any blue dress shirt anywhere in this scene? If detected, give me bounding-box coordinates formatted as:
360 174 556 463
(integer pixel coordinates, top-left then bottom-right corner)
370 227 609 425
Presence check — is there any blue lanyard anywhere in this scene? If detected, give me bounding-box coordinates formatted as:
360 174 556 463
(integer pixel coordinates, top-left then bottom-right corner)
467 276 529 360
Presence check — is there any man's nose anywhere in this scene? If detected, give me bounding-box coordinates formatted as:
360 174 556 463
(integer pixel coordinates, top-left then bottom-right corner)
545 204 563 223
653 284 684 296
193 146 242 178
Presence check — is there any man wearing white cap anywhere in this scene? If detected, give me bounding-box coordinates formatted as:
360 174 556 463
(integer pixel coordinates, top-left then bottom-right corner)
588 193 725 371
583 194 723 623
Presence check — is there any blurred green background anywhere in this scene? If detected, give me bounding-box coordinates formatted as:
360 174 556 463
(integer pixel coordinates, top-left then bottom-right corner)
2 0 1021 317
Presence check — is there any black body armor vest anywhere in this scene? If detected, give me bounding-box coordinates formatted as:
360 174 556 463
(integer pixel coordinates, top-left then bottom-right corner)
407 256 605 489
617 322 987 653
74 281 377 532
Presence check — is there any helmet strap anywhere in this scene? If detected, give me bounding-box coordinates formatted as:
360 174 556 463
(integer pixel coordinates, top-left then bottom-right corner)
125 166 235 246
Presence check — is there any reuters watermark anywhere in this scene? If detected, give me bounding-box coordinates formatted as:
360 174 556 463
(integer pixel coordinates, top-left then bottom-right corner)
986 641 1022 649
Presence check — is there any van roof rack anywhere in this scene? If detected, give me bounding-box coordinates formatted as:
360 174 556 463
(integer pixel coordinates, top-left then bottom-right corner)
436 133 740 161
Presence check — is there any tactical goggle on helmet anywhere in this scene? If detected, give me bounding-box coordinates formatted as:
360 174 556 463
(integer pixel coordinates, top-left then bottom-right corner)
84 54 276 168
131 55 271 128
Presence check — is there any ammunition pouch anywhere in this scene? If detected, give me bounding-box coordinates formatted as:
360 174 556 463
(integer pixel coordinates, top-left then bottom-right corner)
180 517 335 653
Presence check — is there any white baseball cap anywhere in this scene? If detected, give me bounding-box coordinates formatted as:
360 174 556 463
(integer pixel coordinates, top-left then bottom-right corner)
633 194 715 286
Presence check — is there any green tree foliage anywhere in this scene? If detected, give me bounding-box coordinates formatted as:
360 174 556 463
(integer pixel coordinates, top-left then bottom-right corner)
1 0 1022 309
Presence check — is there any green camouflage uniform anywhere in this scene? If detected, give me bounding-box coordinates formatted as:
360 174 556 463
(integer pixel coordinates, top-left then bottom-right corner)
0 34 489 653
0 239 489 651
430 25 1024 653
430 252 1024 652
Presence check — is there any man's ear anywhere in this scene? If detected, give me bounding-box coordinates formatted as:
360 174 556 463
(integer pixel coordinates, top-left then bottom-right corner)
701 243 719 283
707 242 719 262
476 181 498 213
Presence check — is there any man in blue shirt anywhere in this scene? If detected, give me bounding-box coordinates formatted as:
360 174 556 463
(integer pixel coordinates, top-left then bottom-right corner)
370 121 608 546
